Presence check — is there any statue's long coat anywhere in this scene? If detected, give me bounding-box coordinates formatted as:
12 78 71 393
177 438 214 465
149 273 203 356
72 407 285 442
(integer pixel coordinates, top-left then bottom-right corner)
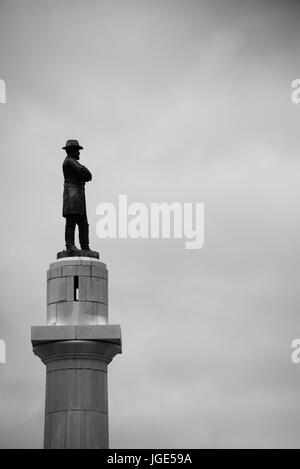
62 157 92 217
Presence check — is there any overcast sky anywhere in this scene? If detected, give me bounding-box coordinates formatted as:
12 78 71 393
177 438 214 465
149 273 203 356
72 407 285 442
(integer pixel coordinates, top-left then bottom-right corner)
1 0 300 448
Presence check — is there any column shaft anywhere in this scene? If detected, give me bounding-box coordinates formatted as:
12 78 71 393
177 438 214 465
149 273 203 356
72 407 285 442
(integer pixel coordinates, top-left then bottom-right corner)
33 339 120 449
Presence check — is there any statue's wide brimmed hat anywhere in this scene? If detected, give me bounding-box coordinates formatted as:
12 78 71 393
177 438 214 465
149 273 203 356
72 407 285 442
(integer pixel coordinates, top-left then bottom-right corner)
62 139 83 150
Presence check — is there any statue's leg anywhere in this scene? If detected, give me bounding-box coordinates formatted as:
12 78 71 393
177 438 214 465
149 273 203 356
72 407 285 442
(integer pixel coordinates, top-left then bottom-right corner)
65 215 77 249
78 214 90 250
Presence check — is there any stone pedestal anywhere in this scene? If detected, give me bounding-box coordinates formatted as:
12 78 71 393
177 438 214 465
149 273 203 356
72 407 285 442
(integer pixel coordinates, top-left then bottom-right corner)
31 257 122 449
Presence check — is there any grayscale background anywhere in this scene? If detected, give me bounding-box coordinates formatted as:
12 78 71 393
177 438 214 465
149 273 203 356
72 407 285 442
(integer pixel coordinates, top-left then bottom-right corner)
0 0 300 448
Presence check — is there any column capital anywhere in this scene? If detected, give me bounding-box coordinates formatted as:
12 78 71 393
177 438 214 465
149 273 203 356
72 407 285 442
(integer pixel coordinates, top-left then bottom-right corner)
31 325 122 365
33 339 121 365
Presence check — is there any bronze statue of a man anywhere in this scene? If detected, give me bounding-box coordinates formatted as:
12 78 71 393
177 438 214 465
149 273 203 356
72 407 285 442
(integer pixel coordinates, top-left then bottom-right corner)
62 139 92 252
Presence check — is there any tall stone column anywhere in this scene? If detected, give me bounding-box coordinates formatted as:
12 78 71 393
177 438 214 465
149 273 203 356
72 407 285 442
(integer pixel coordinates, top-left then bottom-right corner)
31 255 122 449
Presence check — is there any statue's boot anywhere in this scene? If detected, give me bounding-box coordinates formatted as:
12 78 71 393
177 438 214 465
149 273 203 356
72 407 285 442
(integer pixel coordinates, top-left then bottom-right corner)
68 245 80 253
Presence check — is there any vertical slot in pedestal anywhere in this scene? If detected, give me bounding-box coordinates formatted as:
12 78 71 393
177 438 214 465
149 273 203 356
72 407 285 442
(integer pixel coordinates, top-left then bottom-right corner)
74 275 79 301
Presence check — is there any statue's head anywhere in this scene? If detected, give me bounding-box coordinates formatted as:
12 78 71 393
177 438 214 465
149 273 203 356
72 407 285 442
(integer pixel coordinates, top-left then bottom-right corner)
62 139 83 160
